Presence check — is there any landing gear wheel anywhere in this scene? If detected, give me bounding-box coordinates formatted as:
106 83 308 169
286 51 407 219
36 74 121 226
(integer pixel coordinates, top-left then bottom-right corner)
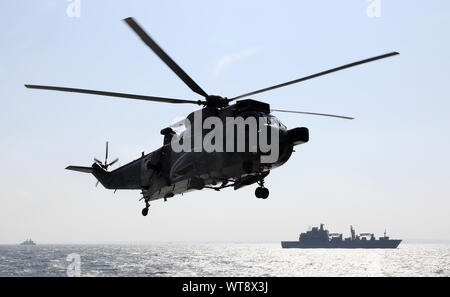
260 187 269 199
255 187 263 198
255 176 269 199
255 187 269 199
141 200 150 216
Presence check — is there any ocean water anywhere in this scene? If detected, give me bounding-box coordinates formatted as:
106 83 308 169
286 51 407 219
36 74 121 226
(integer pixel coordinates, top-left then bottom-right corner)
0 243 448 277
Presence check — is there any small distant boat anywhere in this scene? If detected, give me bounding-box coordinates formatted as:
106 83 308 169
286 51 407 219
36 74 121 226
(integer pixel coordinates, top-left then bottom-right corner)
20 239 36 246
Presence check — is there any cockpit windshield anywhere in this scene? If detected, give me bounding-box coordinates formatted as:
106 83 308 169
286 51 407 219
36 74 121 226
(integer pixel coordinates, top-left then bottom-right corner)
266 115 287 130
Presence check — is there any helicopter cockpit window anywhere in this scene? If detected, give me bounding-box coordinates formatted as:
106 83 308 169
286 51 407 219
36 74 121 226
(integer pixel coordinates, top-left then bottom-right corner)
266 115 287 130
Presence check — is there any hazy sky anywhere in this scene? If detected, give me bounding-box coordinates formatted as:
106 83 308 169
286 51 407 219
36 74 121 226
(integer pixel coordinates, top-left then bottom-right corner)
1 0 449 243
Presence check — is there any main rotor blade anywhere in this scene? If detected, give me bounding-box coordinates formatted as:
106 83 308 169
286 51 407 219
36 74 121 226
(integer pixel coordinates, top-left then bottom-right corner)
24 85 204 105
105 141 109 164
230 52 399 101
123 17 209 98
271 109 354 120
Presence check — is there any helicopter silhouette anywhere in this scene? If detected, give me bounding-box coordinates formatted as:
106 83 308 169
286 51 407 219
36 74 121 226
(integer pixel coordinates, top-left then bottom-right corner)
25 17 398 216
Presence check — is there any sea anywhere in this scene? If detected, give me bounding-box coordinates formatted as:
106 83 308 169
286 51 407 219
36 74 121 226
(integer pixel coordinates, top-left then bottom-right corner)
0 243 448 277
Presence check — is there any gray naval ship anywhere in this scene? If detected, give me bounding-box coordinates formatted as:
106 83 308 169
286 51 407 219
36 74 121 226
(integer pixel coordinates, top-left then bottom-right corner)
281 224 401 249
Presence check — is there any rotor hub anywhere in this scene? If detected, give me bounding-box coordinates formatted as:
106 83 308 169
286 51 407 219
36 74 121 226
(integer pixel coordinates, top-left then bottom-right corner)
205 95 229 109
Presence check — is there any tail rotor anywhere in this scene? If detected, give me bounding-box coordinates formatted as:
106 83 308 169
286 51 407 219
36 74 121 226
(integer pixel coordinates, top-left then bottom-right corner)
95 141 119 171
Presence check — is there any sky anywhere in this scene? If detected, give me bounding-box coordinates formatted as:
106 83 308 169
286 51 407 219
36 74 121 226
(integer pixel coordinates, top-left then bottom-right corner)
0 0 449 243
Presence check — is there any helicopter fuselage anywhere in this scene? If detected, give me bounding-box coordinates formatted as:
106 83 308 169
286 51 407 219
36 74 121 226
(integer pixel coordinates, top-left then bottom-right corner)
92 99 309 201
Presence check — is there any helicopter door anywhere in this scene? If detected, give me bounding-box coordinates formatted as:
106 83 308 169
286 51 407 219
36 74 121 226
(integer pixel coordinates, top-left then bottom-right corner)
141 151 160 187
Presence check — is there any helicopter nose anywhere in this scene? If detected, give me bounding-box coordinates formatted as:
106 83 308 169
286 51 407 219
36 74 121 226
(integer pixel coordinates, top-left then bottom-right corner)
287 127 309 146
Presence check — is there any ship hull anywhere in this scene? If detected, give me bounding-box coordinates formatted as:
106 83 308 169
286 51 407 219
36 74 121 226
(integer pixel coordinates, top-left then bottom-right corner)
281 240 401 249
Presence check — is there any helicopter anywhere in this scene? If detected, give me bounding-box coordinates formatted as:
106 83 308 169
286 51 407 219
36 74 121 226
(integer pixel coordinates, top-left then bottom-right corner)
25 17 399 216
